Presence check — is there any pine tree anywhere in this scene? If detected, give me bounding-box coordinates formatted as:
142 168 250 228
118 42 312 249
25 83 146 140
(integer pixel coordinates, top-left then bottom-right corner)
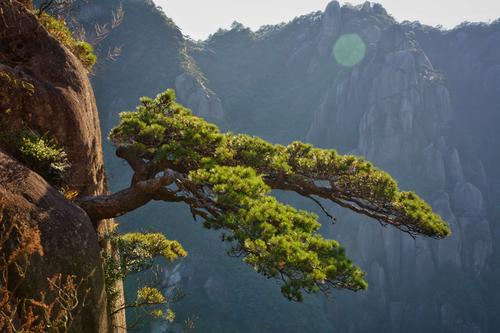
76 89 450 301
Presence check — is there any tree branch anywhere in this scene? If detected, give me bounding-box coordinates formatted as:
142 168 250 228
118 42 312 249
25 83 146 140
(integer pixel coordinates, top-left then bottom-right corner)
76 173 175 220
263 175 423 238
116 146 148 184
306 195 336 223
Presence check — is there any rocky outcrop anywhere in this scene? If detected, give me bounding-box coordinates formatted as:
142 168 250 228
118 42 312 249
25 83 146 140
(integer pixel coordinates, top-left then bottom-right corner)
317 1 342 58
0 0 105 196
304 3 495 332
0 1 121 331
175 72 224 121
0 150 108 332
409 18 500 218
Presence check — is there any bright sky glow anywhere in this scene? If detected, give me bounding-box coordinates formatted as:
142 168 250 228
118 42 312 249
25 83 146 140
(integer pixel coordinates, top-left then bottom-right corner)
153 0 500 40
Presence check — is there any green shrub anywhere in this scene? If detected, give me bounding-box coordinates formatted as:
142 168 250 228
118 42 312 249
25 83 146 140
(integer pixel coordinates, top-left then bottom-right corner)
0 71 34 96
16 131 70 186
38 13 96 69
73 41 97 69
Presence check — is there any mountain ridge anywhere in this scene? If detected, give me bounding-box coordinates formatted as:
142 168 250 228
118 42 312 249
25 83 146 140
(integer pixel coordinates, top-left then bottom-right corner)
85 1 500 331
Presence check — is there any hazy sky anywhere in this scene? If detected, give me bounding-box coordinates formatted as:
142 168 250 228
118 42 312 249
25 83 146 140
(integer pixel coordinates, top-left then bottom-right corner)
153 0 500 40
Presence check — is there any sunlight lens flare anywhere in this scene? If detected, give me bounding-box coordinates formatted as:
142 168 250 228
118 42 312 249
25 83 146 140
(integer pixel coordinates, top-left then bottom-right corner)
332 33 366 67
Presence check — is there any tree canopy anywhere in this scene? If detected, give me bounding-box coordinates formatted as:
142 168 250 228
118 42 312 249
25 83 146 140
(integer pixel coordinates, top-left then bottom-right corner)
76 89 450 301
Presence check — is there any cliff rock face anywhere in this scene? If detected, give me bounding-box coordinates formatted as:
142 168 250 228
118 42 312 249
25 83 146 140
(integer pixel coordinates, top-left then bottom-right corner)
0 0 105 196
409 19 500 216
174 71 224 121
303 4 494 331
0 151 108 332
0 1 116 331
